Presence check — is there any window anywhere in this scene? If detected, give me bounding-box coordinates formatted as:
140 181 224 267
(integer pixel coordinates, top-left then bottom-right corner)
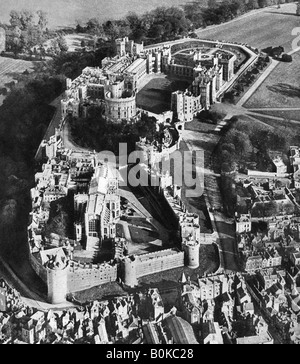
89 219 99 233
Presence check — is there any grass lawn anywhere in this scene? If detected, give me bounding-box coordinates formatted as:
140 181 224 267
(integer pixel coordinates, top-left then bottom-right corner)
136 76 190 114
185 118 219 134
64 34 95 52
196 3 300 52
0 56 34 104
128 225 159 245
249 109 300 121
72 282 127 303
244 52 300 108
248 113 299 128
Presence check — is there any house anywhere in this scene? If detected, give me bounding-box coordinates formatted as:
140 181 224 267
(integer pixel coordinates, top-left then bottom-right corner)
142 322 161 344
245 255 263 273
290 251 300 266
202 321 224 344
236 214 252 234
273 156 287 175
163 315 198 344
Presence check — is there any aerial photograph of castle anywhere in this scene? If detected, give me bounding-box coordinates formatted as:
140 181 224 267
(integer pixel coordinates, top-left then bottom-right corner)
0 0 300 348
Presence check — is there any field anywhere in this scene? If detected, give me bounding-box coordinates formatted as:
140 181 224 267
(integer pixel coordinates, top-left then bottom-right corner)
196 3 300 52
0 0 194 29
244 51 300 109
0 56 35 105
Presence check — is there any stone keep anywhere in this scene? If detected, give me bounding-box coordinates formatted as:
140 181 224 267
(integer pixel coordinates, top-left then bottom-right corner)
0 28 5 53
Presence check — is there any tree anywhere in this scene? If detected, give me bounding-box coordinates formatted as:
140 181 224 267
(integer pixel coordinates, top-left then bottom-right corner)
19 10 34 30
9 10 22 29
57 35 69 53
86 18 103 36
126 12 146 41
208 0 218 8
10 27 23 57
184 3 205 29
103 20 121 41
49 38 61 55
247 0 259 10
37 10 48 31
226 130 252 156
1 199 18 225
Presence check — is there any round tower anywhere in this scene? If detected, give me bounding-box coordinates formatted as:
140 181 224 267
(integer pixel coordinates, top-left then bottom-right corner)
47 268 68 304
183 240 200 269
123 256 138 288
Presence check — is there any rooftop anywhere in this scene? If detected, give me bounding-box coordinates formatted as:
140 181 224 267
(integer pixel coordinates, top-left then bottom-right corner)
164 315 198 344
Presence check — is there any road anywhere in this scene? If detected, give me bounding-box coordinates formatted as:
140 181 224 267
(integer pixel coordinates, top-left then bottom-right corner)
181 129 240 272
0 256 77 311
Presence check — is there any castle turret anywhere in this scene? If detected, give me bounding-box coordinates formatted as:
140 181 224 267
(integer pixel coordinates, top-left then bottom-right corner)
123 256 138 287
183 239 200 269
47 268 68 304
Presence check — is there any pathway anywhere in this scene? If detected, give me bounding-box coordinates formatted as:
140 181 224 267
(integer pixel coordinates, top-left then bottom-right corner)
236 59 279 107
0 256 76 311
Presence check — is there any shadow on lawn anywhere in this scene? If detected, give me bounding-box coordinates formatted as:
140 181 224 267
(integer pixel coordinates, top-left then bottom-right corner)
267 83 300 98
264 11 300 17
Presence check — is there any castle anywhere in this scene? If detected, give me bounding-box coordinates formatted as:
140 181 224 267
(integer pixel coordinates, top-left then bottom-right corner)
28 37 259 303
28 127 204 303
60 37 253 124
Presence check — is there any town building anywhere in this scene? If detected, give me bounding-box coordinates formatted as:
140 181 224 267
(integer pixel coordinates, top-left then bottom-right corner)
202 321 224 344
163 315 199 344
236 214 252 234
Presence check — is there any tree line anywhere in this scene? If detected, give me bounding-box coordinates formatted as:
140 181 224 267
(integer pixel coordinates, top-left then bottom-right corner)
0 65 65 261
0 9 69 58
75 0 296 44
1 0 296 57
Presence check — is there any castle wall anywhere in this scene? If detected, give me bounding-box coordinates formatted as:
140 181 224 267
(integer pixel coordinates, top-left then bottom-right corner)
135 250 184 278
29 251 118 302
67 262 117 293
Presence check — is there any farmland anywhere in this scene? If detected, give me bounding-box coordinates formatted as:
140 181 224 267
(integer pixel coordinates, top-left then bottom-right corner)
0 57 34 105
196 3 300 52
